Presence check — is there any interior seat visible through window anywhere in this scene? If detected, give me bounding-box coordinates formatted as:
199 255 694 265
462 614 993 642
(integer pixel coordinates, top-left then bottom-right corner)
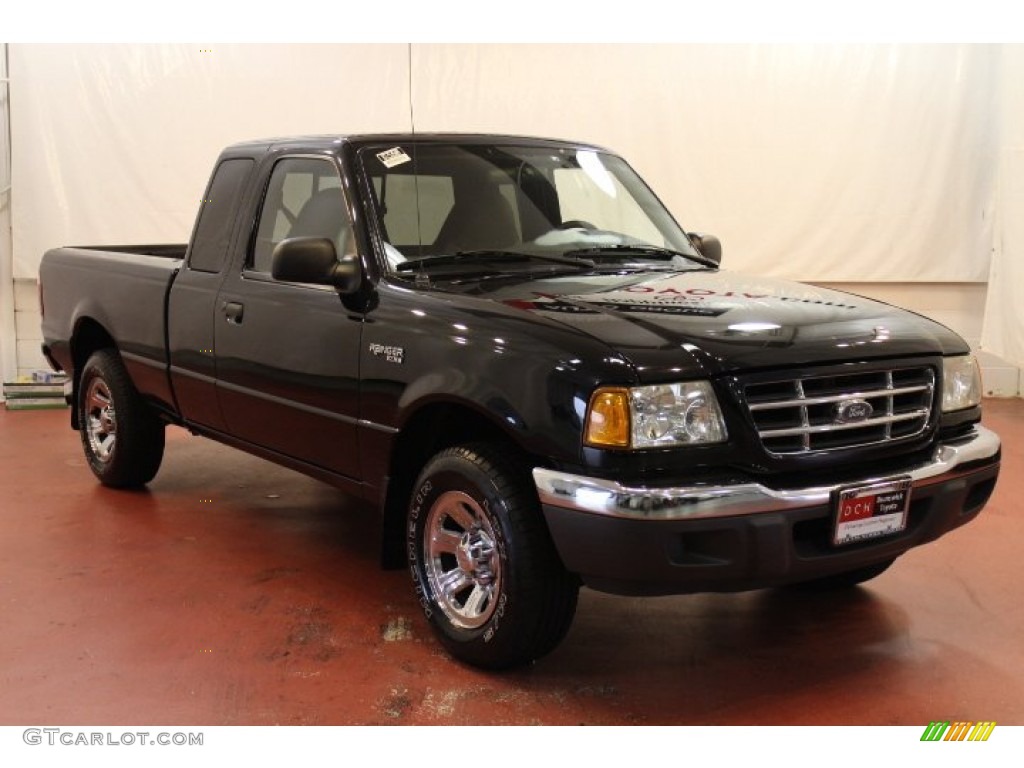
289 187 347 250
433 183 519 254
250 157 350 274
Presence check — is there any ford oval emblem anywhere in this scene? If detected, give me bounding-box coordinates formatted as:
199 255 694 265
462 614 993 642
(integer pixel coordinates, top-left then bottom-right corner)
834 399 874 424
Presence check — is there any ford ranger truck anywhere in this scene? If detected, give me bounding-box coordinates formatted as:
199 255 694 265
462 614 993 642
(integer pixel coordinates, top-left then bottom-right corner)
39 134 1001 669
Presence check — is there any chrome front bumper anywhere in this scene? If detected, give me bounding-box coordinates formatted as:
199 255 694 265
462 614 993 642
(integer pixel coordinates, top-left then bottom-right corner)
533 425 1001 521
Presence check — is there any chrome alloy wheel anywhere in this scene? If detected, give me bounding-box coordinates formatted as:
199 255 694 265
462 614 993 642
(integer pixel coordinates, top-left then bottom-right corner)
85 377 117 464
424 491 502 630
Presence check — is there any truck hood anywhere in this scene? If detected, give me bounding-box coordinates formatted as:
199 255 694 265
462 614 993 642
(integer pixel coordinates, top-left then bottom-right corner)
460 269 968 379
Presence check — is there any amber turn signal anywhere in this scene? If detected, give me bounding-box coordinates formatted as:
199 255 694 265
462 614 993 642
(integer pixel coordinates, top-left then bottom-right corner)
584 387 631 448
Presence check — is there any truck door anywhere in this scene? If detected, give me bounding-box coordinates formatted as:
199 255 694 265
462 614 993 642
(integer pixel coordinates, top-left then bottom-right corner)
214 155 363 480
168 156 255 431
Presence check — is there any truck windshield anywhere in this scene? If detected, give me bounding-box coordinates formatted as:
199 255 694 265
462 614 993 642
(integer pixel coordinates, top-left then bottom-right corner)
360 143 704 273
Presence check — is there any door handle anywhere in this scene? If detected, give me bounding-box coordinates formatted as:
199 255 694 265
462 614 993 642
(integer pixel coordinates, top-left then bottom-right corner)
223 301 245 324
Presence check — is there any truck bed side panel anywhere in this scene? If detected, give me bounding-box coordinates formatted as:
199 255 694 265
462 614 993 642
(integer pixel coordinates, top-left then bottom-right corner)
40 247 181 410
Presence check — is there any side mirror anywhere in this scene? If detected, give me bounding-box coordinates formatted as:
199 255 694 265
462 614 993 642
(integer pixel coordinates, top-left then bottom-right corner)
271 237 361 293
688 232 722 266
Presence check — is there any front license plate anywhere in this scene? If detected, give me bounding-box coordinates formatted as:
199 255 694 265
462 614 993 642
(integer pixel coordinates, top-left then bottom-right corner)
833 476 912 546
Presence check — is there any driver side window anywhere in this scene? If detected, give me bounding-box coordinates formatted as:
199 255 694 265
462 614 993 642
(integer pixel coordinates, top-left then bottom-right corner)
250 157 351 274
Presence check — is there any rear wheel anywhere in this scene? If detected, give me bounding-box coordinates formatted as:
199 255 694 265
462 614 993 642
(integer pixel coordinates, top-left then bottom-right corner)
407 443 579 669
78 349 165 488
789 558 897 590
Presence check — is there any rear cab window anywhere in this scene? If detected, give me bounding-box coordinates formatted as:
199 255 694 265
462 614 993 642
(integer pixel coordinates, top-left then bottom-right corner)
187 158 255 273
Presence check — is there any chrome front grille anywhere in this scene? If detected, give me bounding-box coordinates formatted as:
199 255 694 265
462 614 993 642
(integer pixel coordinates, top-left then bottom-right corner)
744 366 936 455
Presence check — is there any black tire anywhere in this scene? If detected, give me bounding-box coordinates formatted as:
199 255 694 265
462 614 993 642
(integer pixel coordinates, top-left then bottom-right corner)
789 557 897 590
407 443 579 670
78 349 165 488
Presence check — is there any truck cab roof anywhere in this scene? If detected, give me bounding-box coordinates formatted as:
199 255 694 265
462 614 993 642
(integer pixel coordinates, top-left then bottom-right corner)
222 133 609 155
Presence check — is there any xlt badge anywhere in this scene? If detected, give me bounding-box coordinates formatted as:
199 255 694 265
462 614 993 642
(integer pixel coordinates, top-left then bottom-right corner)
369 343 404 365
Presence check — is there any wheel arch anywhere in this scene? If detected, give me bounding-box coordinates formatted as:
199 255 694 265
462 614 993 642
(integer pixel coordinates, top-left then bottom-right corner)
378 399 545 569
68 317 119 430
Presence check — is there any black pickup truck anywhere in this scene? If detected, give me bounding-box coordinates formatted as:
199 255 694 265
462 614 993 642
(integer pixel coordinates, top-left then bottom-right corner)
40 134 1001 669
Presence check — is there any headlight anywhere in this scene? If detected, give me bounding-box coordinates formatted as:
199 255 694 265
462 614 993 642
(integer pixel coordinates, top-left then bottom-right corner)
941 355 983 412
585 381 728 449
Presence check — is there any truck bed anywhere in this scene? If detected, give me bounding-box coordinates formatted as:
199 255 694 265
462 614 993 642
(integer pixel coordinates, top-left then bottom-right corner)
39 245 186 413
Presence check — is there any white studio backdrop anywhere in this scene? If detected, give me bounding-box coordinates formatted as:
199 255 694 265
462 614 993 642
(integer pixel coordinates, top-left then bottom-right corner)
413 44 1000 285
981 45 1024 369
7 43 1022 366
1 43 14 382
9 44 410 279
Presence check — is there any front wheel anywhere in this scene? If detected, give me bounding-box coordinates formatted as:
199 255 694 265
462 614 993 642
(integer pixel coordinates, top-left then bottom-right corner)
78 349 165 488
407 443 579 669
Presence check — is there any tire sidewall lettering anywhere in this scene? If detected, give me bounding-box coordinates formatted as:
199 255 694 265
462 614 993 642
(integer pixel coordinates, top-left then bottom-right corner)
483 593 508 643
409 480 432 522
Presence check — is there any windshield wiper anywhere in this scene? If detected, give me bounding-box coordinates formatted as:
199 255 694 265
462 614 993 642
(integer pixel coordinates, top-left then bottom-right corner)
562 245 717 269
396 249 595 272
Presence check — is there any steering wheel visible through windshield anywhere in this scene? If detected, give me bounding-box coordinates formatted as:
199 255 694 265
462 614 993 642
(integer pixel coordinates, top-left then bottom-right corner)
360 142 705 274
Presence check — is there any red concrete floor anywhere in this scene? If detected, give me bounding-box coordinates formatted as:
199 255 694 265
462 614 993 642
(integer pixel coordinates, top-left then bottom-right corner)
1 400 1021 725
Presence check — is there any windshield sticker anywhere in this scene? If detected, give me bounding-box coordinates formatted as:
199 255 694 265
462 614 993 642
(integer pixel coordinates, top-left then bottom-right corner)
376 147 412 168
